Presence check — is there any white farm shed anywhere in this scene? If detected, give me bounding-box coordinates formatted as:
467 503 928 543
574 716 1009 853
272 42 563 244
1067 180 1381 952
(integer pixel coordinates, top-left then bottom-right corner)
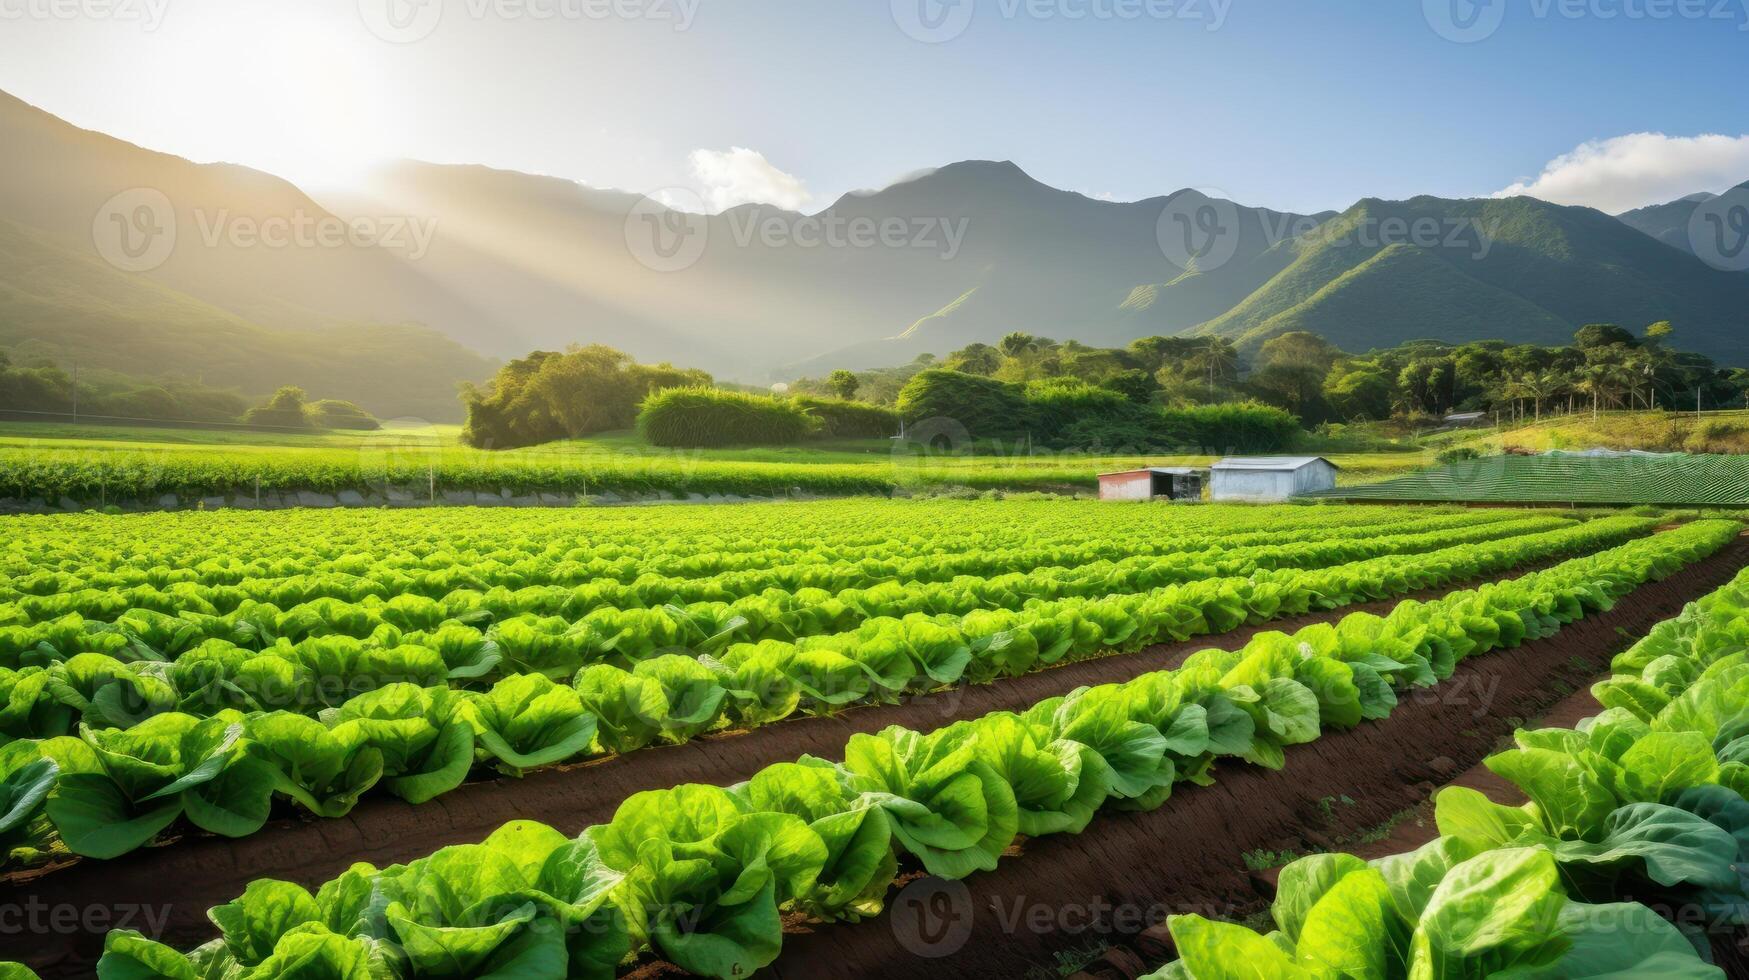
1210 456 1339 502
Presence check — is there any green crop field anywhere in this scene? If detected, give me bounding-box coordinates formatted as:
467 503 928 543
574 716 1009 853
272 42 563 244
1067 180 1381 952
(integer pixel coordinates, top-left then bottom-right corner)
1310 452 1749 506
0 421 1431 502
7 496 1748 979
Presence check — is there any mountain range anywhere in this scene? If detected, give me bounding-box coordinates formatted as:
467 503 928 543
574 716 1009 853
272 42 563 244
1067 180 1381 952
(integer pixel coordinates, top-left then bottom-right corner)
2 88 1746 421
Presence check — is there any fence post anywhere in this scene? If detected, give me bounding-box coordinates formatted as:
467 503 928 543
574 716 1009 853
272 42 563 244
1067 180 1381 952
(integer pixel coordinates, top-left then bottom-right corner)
255 475 261 508
429 465 436 505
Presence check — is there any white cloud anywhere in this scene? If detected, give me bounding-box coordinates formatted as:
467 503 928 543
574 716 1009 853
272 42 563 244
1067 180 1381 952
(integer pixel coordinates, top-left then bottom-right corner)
686 147 813 213
1494 133 1749 214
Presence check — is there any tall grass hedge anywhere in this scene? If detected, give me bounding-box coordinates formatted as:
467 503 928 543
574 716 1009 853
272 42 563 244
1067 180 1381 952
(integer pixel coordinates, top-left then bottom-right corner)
638 388 820 447
792 397 901 439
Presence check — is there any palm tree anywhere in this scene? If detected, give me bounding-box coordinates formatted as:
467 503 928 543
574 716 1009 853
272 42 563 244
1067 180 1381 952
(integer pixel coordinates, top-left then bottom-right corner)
1188 337 1241 397
998 332 1038 360
1575 364 1612 420
1508 372 1562 422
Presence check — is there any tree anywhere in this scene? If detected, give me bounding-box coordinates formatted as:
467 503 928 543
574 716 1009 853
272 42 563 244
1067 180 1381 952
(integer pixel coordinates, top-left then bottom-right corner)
1728 368 1749 410
1249 363 1328 422
1257 331 1339 376
998 332 1038 360
1187 338 1241 396
461 344 709 449
1322 367 1393 421
1575 363 1613 419
826 369 861 401
1573 323 1637 349
243 385 313 428
1510 371 1563 421
1099 369 1161 405
944 343 1003 376
1397 358 1457 415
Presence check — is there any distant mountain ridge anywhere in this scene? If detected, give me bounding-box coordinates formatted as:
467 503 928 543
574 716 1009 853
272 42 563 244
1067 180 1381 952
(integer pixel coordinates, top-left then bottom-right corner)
3 87 1747 408
1617 181 1749 258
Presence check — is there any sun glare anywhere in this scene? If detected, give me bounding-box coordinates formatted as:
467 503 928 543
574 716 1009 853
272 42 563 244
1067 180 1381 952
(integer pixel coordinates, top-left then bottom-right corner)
153 9 392 191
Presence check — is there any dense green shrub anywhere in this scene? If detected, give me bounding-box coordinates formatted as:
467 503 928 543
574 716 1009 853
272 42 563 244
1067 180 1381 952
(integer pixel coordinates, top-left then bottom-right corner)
895 370 1032 438
242 386 313 428
894 370 1297 452
306 399 381 430
1160 402 1299 453
639 387 820 447
792 396 900 439
1436 446 1483 465
1024 378 1142 439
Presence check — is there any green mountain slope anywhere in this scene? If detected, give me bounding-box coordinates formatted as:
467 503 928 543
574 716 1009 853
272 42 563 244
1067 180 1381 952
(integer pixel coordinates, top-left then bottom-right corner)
1226 242 1571 350
1194 196 1749 361
0 217 492 420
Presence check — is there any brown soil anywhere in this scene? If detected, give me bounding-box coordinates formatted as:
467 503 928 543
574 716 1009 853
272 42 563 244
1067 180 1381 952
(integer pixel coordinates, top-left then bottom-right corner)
0 541 1709 979
752 536 1749 980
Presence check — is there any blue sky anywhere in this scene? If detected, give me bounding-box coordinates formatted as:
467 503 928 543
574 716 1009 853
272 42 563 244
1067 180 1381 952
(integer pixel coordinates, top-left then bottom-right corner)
2 0 1746 213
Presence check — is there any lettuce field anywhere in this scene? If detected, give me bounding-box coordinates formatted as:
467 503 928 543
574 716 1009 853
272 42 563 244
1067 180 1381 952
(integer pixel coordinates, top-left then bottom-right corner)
3 499 1749 978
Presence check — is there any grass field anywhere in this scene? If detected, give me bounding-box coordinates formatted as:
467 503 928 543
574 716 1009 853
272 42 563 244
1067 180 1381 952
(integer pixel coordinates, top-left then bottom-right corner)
0 421 1433 501
1426 408 1749 456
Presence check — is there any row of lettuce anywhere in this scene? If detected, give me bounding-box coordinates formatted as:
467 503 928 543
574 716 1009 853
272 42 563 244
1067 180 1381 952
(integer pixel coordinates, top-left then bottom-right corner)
0 516 1586 683
0 511 1539 629
0 518 1664 871
1145 559 1749 979
10 519 1726 980
6 502 1470 602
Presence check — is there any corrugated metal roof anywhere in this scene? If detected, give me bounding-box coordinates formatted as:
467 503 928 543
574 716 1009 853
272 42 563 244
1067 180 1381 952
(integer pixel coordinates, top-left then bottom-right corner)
1097 467 1205 478
1210 456 1340 471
